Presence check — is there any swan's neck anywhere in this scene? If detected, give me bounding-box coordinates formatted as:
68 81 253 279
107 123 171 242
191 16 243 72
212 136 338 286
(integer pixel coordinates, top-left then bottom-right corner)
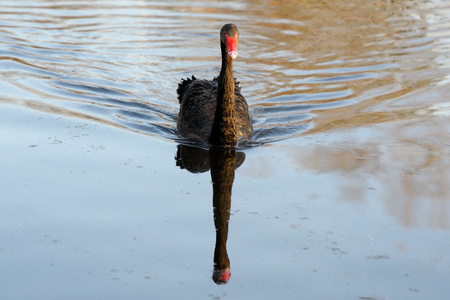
209 42 237 146
210 149 234 283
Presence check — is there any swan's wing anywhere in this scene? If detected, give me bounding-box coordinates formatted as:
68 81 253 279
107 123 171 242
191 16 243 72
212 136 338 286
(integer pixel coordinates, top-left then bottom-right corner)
177 75 197 103
177 78 217 140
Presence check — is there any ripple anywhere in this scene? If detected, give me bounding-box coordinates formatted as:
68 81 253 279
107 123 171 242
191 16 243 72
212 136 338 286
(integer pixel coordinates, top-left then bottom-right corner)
1 0 450 147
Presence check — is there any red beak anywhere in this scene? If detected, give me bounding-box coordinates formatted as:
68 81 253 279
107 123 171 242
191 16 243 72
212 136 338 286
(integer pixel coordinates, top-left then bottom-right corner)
225 33 238 59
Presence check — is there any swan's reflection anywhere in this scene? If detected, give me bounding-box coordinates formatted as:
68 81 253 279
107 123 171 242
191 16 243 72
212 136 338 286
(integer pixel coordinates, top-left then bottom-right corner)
175 144 245 284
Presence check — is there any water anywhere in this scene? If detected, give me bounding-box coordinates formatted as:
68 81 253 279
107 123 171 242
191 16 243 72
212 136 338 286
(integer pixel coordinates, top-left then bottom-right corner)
1 0 450 299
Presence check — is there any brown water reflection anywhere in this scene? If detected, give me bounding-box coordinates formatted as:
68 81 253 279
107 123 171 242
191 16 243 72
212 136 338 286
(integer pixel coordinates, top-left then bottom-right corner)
244 0 450 138
283 113 450 230
240 0 450 231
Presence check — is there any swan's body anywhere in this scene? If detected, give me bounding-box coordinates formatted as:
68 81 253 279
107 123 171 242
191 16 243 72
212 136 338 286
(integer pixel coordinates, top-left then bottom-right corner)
177 76 252 142
177 24 252 146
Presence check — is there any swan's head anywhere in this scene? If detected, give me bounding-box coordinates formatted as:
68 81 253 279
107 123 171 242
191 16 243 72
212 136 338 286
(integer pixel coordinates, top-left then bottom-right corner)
220 24 239 60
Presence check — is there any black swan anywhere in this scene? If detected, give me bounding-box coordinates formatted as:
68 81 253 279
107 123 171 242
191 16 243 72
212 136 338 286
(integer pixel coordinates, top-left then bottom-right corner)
177 23 253 146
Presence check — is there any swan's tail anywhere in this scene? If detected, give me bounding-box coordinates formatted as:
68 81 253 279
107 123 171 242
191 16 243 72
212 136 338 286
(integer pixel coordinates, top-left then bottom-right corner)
177 75 196 103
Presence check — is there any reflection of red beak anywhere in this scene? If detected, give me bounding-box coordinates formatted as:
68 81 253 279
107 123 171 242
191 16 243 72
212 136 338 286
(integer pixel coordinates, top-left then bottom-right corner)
212 268 231 284
225 33 238 59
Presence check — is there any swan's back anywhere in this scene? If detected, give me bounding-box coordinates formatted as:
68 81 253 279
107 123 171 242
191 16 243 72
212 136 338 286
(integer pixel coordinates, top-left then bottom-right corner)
177 76 252 142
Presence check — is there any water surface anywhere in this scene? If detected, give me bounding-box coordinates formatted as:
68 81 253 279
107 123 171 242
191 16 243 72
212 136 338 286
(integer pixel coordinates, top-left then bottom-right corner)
1 0 450 299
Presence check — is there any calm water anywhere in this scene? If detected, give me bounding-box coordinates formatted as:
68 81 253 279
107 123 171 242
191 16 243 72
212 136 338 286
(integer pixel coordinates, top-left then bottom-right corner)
1 0 450 299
